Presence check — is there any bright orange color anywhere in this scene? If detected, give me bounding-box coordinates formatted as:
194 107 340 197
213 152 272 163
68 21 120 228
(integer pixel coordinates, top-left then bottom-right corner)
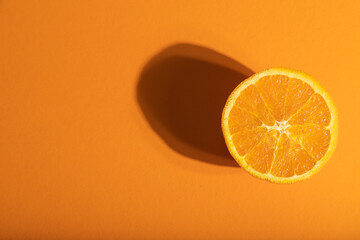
1 1 360 239
222 68 337 182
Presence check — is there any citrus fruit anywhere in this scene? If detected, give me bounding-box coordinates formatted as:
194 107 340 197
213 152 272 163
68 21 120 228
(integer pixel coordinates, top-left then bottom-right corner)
221 68 338 183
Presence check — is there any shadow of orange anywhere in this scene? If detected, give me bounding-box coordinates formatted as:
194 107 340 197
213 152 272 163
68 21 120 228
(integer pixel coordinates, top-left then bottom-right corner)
137 43 254 167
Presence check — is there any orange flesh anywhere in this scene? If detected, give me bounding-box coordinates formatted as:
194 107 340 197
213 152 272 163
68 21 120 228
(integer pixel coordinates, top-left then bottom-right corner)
228 75 331 177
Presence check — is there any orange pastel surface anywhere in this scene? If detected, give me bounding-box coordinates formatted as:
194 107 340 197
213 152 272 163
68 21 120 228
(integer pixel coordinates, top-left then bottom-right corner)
1 1 359 239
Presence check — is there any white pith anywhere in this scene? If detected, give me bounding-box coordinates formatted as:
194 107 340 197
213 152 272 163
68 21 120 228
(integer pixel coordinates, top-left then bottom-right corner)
264 120 290 135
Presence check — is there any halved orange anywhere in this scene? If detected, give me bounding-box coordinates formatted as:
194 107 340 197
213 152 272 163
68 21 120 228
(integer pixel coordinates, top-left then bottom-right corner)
222 68 338 183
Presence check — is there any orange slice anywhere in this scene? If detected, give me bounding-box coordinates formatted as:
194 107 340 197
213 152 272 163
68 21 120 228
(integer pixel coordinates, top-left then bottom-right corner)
222 68 338 183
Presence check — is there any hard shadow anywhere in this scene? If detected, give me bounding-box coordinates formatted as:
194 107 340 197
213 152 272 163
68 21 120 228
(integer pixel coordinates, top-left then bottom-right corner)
137 43 254 167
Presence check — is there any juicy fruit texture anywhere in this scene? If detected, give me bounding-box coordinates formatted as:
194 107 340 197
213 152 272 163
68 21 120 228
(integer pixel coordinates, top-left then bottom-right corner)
222 68 338 183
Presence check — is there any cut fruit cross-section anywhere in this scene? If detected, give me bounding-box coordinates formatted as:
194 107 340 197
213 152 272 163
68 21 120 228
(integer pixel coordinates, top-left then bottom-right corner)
222 68 338 183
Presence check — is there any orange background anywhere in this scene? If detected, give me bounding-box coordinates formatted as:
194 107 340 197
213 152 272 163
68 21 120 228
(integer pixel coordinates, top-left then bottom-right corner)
1 1 360 239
